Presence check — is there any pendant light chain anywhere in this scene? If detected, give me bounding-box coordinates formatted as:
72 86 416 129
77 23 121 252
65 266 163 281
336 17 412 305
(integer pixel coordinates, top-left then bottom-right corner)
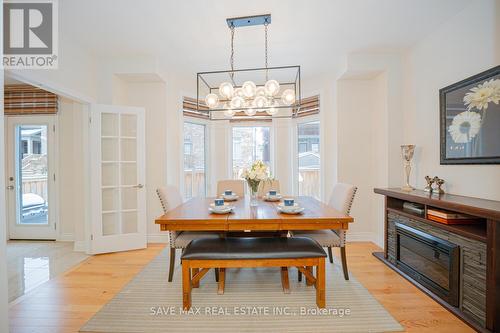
230 25 235 83
264 21 269 81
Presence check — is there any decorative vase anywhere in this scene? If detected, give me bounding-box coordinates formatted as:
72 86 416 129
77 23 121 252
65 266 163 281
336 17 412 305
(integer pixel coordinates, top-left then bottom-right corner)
249 186 259 207
401 145 416 192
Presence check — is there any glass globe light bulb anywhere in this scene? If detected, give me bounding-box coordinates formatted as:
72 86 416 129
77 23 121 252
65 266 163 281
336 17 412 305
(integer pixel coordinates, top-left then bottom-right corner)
244 108 256 116
234 88 244 98
242 81 257 98
281 89 296 106
204 93 219 109
219 82 234 99
230 96 244 109
254 95 268 109
264 80 280 96
255 86 266 97
224 108 235 117
266 101 279 115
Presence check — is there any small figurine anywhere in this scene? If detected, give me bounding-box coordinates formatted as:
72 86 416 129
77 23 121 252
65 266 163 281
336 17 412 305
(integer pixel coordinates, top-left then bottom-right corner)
434 177 445 194
424 176 434 192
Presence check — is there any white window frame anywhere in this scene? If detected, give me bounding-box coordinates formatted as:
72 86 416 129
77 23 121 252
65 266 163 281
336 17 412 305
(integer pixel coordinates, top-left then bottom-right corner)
181 117 210 199
229 121 275 180
292 114 324 200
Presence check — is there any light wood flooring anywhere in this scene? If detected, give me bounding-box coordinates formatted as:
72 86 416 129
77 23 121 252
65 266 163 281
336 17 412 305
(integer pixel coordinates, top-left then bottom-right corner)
8 242 474 333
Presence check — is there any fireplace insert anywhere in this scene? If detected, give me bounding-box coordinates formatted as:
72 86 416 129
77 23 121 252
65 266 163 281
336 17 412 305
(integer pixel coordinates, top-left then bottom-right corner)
395 223 460 306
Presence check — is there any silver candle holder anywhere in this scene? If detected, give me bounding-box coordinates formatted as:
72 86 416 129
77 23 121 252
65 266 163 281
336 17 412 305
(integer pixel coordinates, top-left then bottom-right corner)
401 145 415 192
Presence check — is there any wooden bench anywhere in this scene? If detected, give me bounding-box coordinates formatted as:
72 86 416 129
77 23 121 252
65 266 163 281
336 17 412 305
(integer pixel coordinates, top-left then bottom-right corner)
180 237 327 310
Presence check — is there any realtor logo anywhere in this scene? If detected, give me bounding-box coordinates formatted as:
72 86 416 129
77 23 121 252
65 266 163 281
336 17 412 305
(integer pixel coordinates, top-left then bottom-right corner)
3 0 58 69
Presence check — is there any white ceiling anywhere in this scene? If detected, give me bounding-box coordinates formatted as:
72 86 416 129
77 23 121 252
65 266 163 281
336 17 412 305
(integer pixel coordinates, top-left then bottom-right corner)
61 0 472 79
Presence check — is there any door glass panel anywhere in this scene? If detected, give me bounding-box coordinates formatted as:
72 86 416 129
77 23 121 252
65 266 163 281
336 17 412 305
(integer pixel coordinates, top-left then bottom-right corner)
232 126 271 179
100 112 140 237
102 212 119 235
297 121 320 199
101 113 118 137
16 125 49 225
121 114 137 137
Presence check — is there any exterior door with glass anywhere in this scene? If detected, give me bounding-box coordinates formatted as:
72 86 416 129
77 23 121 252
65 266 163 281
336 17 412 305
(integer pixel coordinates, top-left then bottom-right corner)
6 116 57 240
89 104 146 254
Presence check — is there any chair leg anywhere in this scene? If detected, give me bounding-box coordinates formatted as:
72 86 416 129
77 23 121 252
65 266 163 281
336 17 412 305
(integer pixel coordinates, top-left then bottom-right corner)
298 270 302 282
327 247 333 264
305 266 314 286
168 248 176 282
340 246 349 280
218 268 225 295
192 268 200 288
215 268 219 282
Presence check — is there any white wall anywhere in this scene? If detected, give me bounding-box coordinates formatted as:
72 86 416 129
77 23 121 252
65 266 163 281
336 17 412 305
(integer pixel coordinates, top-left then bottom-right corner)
403 0 500 200
58 98 86 242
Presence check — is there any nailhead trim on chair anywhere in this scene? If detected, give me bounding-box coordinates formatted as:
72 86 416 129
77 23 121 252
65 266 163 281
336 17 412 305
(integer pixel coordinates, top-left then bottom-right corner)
156 188 178 248
335 186 357 247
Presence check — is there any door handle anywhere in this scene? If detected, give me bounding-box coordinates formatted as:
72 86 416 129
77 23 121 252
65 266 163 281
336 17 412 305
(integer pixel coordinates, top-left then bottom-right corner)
6 185 14 190
132 184 144 189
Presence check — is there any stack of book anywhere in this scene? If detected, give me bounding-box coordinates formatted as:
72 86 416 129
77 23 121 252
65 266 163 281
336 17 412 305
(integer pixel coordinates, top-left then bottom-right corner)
427 208 479 225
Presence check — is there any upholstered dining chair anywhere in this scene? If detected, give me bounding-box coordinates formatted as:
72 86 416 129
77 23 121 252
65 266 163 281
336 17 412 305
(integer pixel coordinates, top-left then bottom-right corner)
156 185 219 282
292 183 357 280
216 179 246 197
257 179 281 198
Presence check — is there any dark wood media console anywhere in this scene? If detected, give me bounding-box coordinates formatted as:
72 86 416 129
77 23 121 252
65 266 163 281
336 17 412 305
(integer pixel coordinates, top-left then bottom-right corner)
374 188 500 333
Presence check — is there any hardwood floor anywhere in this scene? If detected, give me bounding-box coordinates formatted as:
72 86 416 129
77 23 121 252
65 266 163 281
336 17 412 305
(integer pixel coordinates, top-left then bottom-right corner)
8 242 473 333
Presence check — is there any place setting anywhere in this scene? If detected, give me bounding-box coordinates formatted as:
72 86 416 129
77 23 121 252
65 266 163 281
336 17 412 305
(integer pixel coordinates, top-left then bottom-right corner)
276 198 305 215
208 198 234 214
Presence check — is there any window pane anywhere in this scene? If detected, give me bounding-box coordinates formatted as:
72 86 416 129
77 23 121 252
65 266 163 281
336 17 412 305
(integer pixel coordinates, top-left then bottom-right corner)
232 127 271 179
298 121 320 199
183 122 206 199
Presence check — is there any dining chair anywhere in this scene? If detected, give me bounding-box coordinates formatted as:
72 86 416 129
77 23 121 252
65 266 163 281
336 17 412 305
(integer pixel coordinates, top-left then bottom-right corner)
156 185 219 282
216 179 245 197
292 183 357 280
257 179 280 197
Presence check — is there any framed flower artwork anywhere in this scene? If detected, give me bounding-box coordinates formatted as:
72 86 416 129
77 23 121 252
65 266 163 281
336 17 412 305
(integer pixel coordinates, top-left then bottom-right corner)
440 65 500 164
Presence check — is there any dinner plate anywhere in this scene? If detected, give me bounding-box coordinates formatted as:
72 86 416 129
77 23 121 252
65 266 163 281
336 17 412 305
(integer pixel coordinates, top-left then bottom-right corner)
277 205 304 214
264 194 282 201
222 194 239 201
209 206 233 214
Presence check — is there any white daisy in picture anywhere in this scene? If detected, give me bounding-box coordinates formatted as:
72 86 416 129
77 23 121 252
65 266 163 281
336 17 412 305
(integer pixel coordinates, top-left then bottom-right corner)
463 78 500 111
448 111 482 143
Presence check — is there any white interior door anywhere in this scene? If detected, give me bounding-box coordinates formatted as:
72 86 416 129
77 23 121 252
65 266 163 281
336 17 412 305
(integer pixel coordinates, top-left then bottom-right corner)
6 116 57 240
89 104 146 254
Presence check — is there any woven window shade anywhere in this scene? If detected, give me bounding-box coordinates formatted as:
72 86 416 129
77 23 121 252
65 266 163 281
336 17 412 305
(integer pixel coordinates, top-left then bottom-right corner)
296 95 319 117
183 97 209 119
4 84 58 115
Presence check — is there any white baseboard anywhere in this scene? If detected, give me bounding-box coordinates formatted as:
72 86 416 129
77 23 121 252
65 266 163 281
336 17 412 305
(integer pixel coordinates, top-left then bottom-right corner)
57 233 74 242
346 231 376 243
147 233 170 244
73 240 87 252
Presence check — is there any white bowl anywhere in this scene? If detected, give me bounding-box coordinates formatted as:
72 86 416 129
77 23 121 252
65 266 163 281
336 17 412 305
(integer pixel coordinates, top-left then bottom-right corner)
209 204 233 214
277 205 304 215
264 193 282 201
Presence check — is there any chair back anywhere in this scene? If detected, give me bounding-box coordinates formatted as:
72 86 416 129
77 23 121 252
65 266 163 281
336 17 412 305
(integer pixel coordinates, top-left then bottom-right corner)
156 185 183 248
257 179 281 197
216 179 245 197
328 183 357 215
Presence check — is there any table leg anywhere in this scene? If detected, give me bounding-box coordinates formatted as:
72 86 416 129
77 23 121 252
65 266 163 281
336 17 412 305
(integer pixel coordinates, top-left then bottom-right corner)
218 268 225 295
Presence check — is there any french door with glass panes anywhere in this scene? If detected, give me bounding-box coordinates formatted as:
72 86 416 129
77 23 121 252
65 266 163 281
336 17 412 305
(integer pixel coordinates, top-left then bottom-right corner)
6 116 57 240
89 105 146 254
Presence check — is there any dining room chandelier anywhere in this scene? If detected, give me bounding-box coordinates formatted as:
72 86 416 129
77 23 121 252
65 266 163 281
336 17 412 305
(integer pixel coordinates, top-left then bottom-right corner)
196 14 301 120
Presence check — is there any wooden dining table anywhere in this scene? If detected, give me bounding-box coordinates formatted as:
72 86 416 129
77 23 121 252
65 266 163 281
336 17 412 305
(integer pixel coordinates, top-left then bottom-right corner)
155 196 354 293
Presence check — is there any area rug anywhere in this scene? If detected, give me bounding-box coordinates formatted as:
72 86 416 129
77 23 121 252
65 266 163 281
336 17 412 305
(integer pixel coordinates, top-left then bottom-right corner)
80 249 403 333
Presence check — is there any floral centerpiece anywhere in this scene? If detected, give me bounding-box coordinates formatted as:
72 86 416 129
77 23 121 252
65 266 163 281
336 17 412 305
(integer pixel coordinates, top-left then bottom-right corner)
240 160 271 206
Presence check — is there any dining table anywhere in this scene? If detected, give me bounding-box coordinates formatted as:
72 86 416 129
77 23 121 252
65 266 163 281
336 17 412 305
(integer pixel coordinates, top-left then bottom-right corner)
155 195 354 292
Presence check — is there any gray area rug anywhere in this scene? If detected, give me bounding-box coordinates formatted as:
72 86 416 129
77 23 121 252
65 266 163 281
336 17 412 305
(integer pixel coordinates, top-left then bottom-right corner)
81 249 403 333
